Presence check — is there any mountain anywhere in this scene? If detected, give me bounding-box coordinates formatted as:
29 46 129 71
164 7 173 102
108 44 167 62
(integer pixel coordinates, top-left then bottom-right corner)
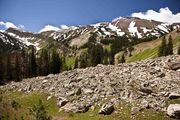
0 17 180 81
0 31 27 52
3 17 180 51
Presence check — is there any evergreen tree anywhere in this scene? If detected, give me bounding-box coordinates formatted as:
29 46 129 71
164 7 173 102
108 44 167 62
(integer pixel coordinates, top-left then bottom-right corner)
30 46 37 77
119 53 126 63
39 49 49 76
0 53 3 82
158 36 166 57
50 50 61 74
88 44 104 66
79 53 88 68
21 48 28 78
74 57 79 69
6 54 12 81
166 35 173 55
103 49 109 65
14 55 21 81
178 45 180 55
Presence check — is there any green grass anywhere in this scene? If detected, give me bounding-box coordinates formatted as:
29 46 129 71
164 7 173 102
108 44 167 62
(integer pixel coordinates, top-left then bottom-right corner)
0 89 174 120
127 36 180 63
127 46 159 63
65 57 76 69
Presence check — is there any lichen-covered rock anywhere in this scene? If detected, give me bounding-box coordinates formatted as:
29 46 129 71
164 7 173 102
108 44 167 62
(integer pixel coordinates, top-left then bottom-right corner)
167 104 180 118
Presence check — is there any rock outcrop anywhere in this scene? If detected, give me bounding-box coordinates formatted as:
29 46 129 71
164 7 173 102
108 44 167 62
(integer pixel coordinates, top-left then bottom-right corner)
167 104 180 118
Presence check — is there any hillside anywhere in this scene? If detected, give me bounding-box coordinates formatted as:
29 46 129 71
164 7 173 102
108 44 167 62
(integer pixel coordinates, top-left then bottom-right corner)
127 28 180 62
0 55 180 119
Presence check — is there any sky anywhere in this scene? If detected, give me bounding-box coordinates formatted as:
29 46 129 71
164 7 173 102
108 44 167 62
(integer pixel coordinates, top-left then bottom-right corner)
0 0 180 32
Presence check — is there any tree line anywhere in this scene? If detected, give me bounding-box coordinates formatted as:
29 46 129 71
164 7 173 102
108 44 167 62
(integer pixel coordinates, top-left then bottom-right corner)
158 35 180 56
0 46 62 84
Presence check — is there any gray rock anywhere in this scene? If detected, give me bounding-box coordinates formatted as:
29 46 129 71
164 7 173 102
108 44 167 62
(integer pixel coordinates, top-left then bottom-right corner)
140 99 149 109
99 102 114 115
169 92 180 99
131 107 140 115
57 97 69 107
61 102 90 113
167 104 180 118
164 62 180 70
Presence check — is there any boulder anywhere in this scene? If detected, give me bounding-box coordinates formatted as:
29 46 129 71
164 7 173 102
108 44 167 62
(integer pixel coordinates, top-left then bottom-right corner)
131 107 140 115
140 99 149 109
167 104 180 118
75 88 81 95
99 102 114 115
169 92 180 99
164 62 180 70
61 102 90 113
139 87 152 95
57 97 69 107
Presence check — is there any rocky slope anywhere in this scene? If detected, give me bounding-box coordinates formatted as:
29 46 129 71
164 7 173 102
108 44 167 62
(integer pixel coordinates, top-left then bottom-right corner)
1 55 180 118
0 32 27 52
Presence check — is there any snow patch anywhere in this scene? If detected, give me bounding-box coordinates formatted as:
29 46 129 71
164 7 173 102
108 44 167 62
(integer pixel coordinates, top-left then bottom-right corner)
108 24 125 36
128 21 142 38
140 27 152 33
157 23 169 33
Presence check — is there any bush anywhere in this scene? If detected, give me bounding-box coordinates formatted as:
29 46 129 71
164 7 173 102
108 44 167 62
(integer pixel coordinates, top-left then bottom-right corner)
30 100 51 120
11 100 20 110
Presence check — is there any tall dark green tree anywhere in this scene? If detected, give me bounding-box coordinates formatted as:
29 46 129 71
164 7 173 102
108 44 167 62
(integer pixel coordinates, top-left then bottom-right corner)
39 49 49 76
50 50 61 74
6 54 12 81
14 55 21 81
119 53 126 63
79 53 89 68
30 46 37 77
21 48 29 78
0 53 3 82
88 44 104 66
166 35 173 55
74 57 79 69
158 36 166 57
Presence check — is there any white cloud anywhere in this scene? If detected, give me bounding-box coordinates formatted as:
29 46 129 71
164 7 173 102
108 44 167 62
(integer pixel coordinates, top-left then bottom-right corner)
112 16 123 22
0 21 18 29
60 25 69 29
131 7 180 24
0 21 25 31
39 25 60 33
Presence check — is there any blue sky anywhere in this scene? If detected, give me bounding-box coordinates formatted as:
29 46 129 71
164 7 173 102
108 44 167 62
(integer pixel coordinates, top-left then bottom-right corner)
0 0 180 32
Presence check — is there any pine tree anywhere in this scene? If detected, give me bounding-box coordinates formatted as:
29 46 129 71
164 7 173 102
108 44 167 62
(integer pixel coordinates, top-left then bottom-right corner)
30 46 37 77
119 53 126 63
74 57 79 69
6 54 12 81
178 45 180 55
39 49 49 76
88 44 103 66
50 50 61 74
79 53 88 68
158 36 166 57
166 35 173 55
14 55 21 81
21 48 28 78
0 54 3 82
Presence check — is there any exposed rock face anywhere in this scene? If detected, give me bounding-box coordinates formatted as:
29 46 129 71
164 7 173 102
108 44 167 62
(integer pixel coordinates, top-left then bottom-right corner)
167 104 180 118
1 55 180 115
